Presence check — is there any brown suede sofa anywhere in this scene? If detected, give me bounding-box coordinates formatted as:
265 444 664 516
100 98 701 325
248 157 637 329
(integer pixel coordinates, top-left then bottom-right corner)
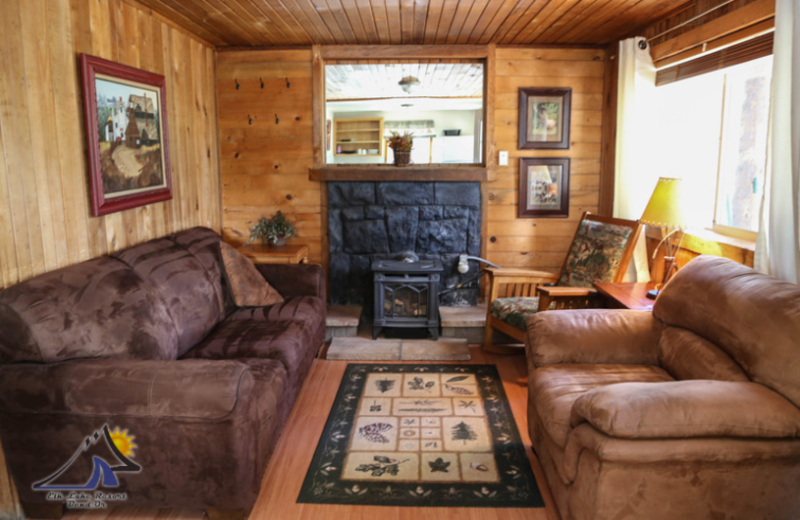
0 227 325 519
526 255 800 520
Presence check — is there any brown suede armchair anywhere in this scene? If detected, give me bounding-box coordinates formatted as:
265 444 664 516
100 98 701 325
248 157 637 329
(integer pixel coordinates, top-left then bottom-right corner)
0 227 326 520
526 255 800 520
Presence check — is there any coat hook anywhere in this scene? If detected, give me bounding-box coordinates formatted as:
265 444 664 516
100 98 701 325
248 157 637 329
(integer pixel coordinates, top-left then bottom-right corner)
285 77 291 88
260 78 265 89
275 113 280 124
248 114 254 125
235 79 240 90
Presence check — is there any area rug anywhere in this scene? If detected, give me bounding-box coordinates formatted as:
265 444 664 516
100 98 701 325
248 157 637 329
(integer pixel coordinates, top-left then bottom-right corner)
297 364 543 508
326 337 470 361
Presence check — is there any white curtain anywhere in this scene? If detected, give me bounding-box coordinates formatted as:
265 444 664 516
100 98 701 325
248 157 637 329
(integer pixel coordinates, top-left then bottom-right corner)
615 37 658 282
755 0 800 284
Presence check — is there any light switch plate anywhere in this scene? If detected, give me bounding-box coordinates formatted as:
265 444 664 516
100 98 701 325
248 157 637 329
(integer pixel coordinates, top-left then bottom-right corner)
498 151 509 166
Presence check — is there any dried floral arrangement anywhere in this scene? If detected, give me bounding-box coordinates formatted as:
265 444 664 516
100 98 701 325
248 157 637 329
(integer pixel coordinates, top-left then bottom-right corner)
387 131 414 152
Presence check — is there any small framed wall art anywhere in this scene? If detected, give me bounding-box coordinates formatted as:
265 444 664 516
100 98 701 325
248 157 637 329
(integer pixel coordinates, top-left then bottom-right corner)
80 53 172 216
518 87 572 149
518 157 570 218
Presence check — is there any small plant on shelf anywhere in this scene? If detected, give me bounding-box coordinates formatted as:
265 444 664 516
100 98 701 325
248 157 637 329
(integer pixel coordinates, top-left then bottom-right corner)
246 211 298 247
388 131 413 166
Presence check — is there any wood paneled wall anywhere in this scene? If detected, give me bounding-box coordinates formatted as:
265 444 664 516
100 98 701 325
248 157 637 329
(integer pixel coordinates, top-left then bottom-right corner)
216 49 321 262
0 0 221 292
216 46 608 275
487 47 607 271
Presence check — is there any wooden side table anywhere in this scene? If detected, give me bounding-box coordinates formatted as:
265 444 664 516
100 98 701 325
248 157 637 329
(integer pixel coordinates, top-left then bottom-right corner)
593 282 657 311
237 243 309 264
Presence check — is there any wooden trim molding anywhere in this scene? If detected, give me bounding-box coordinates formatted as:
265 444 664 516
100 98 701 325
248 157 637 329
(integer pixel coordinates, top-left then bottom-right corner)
309 166 489 182
320 45 490 60
599 44 617 216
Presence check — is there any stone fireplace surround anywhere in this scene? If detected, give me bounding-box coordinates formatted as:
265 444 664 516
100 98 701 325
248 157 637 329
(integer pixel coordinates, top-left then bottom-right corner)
328 181 481 315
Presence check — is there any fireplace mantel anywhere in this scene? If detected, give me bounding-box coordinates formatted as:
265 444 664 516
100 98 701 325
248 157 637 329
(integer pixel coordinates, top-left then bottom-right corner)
309 165 489 183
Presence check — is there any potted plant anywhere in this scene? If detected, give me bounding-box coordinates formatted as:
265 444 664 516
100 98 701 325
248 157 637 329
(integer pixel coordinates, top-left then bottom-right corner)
246 211 298 246
388 131 413 167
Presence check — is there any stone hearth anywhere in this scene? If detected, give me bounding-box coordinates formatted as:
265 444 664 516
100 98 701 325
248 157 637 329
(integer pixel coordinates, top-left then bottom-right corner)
328 181 481 315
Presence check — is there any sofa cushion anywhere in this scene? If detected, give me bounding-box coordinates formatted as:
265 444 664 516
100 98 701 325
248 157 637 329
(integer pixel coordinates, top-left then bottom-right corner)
654 255 800 408
571 380 800 439
0 358 284 420
0 256 179 363
112 238 224 357
659 326 750 382
227 296 325 324
170 227 236 317
182 319 321 397
531 364 674 448
219 242 284 308
491 297 540 331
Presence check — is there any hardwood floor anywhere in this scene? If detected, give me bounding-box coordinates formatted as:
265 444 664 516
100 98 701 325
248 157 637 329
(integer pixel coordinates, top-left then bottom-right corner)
61 348 559 520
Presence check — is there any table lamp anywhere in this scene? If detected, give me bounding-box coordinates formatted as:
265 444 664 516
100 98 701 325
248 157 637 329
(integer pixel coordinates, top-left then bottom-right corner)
640 177 692 299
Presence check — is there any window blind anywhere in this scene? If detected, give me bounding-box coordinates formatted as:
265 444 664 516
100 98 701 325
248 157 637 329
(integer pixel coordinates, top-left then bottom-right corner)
656 32 774 86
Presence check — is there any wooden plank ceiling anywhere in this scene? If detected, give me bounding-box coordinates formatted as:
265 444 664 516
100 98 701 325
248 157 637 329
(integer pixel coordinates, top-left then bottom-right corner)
136 0 691 47
326 62 484 99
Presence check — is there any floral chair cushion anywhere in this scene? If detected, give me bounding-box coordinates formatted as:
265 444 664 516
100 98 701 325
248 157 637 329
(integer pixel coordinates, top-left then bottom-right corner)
557 220 634 288
491 297 541 332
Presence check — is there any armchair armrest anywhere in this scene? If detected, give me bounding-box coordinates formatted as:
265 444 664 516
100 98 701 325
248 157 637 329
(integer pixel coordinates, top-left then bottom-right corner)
0 359 256 418
485 267 559 284
535 286 600 311
485 267 558 301
536 287 596 297
570 381 800 440
526 309 661 368
256 263 325 300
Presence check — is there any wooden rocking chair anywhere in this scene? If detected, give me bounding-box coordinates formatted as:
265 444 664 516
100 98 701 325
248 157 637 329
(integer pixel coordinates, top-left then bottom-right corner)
483 212 641 352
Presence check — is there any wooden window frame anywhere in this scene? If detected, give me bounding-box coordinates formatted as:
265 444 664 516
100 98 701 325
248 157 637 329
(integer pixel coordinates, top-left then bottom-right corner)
311 45 494 170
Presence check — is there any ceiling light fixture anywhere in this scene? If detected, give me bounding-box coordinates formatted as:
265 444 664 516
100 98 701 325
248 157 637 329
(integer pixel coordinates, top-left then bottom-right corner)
398 76 421 94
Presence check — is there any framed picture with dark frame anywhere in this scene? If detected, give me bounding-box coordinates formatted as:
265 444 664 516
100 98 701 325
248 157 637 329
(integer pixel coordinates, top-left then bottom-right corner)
80 53 172 217
518 87 571 150
518 157 570 218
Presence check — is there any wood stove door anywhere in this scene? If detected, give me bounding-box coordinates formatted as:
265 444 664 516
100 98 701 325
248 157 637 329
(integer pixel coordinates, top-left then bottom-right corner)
373 273 440 339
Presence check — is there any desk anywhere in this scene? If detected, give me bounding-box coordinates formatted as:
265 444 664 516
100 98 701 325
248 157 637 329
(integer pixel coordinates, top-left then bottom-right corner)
593 282 657 311
237 243 309 264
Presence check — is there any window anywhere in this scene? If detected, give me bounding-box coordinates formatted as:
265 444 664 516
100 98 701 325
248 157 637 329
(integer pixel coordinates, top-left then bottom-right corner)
714 56 772 236
649 54 773 240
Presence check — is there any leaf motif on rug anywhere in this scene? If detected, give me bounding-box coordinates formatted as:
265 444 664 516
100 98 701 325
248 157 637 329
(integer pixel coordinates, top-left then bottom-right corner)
355 456 409 477
359 422 393 443
429 457 451 473
444 383 471 395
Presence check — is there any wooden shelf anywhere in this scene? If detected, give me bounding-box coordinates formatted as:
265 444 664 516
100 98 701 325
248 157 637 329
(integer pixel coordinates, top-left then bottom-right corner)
334 117 384 157
309 165 489 182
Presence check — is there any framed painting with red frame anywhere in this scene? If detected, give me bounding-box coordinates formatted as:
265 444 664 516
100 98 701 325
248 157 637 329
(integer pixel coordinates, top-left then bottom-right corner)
80 53 172 216
518 157 570 218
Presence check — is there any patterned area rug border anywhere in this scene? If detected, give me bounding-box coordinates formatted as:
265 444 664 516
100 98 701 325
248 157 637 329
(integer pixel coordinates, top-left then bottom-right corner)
297 363 543 508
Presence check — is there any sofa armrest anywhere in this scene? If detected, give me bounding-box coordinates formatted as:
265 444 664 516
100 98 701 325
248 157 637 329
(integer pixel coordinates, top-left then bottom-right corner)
0 359 257 418
570 380 800 440
255 263 325 301
526 309 661 368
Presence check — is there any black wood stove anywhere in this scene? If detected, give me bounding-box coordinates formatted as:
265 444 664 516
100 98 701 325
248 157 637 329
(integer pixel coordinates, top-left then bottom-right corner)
371 257 443 340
